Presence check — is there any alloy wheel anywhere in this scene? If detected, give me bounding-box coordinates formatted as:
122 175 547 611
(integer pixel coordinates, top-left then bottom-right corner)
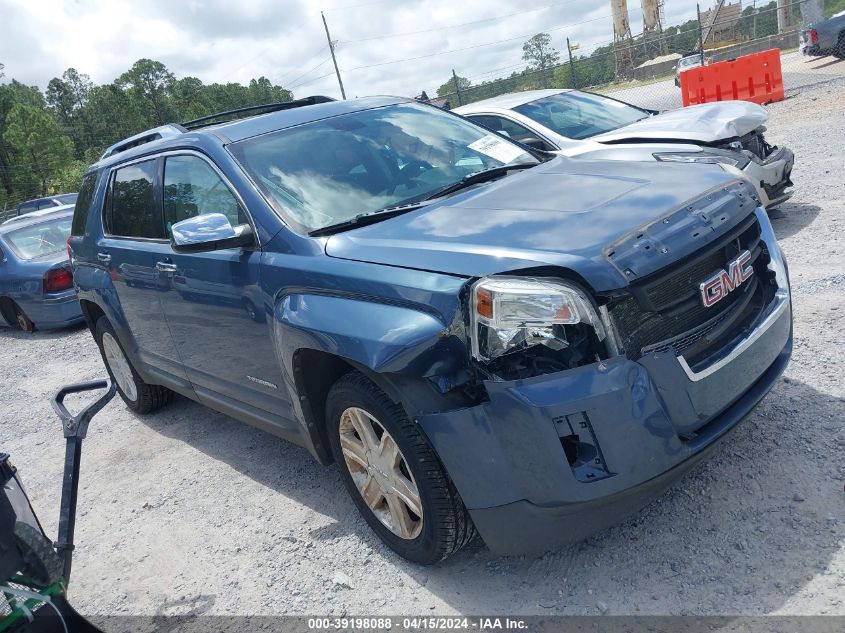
101 332 138 401
338 406 423 540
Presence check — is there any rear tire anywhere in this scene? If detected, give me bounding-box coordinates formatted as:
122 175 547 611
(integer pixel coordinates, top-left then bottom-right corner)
326 371 475 564
94 316 172 414
13 303 34 333
836 34 845 59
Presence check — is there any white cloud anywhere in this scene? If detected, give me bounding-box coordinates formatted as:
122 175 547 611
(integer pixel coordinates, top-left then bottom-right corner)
0 0 705 99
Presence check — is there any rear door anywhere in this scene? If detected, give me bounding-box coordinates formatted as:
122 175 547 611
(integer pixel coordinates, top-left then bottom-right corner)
155 152 285 414
96 158 186 381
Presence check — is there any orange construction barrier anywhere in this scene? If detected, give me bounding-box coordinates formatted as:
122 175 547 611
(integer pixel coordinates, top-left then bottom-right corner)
680 49 785 107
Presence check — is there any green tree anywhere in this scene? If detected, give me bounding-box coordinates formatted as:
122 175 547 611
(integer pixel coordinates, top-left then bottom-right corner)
0 80 47 197
46 68 94 157
3 103 74 196
117 58 176 125
170 76 206 120
82 83 146 153
248 77 292 104
436 74 471 98
522 33 560 88
51 158 88 193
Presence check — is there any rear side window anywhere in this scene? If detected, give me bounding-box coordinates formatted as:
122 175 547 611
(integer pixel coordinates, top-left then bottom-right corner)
55 193 79 205
107 160 164 239
17 202 38 216
472 115 536 139
71 173 98 236
4 217 73 260
162 155 245 234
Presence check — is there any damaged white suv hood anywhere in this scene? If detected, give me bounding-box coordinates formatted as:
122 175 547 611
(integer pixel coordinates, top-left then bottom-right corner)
591 101 768 144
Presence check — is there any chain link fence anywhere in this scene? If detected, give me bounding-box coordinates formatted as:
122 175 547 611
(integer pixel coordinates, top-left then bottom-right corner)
431 0 843 112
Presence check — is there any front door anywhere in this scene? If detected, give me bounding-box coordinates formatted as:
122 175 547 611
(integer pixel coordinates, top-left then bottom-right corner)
97 158 186 381
155 153 287 415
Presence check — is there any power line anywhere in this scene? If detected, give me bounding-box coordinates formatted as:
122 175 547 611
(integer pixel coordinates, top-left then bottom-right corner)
286 56 335 91
271 45 331 86
220 17 316 83
341 1 595 46
337 7 644 75
284 70 338 92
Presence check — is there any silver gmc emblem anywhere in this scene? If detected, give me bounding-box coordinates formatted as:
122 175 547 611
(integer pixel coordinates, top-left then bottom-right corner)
700 250 753 307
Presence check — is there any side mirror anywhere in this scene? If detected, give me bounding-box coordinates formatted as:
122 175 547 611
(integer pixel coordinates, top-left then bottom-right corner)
170 213 254 254
519 135 551 151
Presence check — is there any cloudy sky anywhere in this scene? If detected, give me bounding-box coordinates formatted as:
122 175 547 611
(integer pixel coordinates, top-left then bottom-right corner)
1 0 707 98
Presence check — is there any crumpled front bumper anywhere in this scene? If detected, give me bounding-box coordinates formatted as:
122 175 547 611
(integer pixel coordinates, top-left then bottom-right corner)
742 146 794 209
416 210 792 555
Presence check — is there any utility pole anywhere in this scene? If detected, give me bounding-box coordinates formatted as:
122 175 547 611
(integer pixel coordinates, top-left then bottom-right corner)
752 0 757 40
566 38 578 88
451 68 463 106
696 3 705 61
321 11 346 100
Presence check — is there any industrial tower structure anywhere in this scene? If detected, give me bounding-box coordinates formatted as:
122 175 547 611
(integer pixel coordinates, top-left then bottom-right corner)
642 0 668 57
610 0 635 79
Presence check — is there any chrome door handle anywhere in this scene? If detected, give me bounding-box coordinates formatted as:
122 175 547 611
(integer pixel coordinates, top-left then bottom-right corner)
97 252 111 263
156 261 178 273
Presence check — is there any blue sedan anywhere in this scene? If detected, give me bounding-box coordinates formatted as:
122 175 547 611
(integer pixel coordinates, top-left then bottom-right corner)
0 206 83 332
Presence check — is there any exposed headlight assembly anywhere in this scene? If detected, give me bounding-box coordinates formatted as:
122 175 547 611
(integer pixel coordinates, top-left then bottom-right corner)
653 150 750 170
470 276 604 362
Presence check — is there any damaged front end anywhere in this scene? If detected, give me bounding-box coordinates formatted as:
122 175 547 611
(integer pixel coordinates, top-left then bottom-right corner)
416 197 791 555
715 126 794 208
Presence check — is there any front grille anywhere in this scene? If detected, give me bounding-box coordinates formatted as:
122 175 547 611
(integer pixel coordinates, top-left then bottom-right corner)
635 248 726 311
610 213 774 361
629 213 760 313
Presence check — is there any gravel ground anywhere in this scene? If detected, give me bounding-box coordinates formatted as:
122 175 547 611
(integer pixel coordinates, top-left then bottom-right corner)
1 75 844 618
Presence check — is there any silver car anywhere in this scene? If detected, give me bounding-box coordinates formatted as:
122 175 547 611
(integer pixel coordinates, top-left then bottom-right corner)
455 89 794 209
674 53 706 86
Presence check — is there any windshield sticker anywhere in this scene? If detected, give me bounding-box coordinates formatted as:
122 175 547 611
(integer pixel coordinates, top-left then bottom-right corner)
468 134 526 164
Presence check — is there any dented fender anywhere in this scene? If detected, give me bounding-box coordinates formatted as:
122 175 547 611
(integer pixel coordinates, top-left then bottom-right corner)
273 292 468 380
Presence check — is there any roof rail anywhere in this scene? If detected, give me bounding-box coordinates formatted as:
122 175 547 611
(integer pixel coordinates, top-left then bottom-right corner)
100 124 186 160
181 96 336 130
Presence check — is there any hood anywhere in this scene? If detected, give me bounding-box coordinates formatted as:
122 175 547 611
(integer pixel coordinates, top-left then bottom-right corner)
591 101 768 144
325 157 757 292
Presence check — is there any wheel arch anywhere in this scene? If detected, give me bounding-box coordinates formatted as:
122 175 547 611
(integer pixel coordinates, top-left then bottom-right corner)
78 298 106 336
0 296 18 327
278 291 474 466
292 349 423 466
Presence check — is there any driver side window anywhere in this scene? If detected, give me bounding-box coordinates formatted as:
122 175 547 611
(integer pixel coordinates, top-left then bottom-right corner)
163 155 245 234
470 115 556 151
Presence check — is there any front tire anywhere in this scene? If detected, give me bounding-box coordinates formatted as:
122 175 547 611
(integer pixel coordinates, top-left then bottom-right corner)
326 371 475 564
94 316 172 414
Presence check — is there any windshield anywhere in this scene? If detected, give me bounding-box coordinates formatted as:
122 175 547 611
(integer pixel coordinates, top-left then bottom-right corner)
679 56 703 68
229 102 537 233
3 217 72 260
513 92 650 140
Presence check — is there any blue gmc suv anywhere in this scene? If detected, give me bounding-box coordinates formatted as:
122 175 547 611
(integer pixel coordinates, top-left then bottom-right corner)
70 96 792 563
